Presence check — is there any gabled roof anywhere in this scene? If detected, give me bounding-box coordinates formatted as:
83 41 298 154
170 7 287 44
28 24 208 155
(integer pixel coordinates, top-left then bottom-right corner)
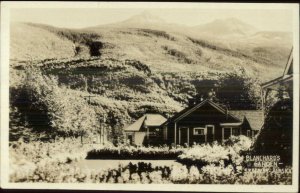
123 116 146 132
124 114 167 132
163 99 240 125
283 48 293 76
230 110 264 131
144 114 167 126
261 47 293 89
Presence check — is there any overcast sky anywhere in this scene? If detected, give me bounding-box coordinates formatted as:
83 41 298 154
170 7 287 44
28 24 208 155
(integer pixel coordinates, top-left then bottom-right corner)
10 8 293 32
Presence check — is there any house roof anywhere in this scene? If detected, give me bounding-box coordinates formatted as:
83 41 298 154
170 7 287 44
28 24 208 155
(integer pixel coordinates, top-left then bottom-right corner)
124 114 167 132
230 110 264 131
261 47 293 90
123 116 146 132
163 99 241 125
283 48 293 76
144 114 167 126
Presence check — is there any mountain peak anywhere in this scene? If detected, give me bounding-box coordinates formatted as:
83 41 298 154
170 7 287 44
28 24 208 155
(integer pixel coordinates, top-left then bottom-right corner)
123 11 166 25
195 17 257 37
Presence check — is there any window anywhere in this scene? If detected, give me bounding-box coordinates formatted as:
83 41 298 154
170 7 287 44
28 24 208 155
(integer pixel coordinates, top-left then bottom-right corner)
194 127 205 135
232 128 240 136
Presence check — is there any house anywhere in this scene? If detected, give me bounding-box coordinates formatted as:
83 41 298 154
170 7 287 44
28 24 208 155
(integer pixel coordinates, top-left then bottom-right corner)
261 48 293 103
161 99 264 146
123 114 167 146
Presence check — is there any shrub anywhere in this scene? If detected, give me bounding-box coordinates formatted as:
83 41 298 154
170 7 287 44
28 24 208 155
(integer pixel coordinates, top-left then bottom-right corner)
177 136 252 169
86 144 183 160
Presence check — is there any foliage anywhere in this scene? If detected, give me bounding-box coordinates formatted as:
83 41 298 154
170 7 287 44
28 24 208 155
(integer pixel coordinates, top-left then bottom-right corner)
11 57 262 144
20 67 99 138
162 45 193 64
253 98 293 165
9 137 291 184
215 68 262 110
187 37 272 66
138 29 176 41
9 138 104 182
10 158 292 184
86 144 183 160
177 136 252 168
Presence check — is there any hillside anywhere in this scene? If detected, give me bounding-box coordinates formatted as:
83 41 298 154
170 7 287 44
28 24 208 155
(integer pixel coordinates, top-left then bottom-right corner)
10 23 77 60
88 12 292 72
10 55 262 141
9 15 291 140
14 24 282 80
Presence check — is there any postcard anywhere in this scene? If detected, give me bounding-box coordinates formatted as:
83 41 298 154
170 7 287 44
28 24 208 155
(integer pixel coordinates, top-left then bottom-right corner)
1 1 299 192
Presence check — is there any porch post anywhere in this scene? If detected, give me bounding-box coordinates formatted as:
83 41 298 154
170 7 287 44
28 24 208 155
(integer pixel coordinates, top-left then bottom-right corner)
222 127 224 141
205 129 207 143
165 126 168 139
187 127 190 146
147 127 149 141
174 122 177 145
179 128 181 145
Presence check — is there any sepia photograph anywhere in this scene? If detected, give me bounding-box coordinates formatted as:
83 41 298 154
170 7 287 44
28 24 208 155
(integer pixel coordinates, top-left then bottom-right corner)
0 1 299 192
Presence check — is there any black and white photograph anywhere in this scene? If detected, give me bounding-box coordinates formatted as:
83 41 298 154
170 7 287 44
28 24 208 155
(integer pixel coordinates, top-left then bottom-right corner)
0 2 299 192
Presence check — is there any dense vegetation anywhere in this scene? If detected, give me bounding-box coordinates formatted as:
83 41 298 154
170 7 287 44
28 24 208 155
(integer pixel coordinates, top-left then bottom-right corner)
9 137 292 184
253 98 293 165
10 56 262 142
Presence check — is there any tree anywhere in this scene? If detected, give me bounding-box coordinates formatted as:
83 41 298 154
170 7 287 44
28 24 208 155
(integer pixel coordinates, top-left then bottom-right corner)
215 68 261 110
253 98 293 165
24 67 98 141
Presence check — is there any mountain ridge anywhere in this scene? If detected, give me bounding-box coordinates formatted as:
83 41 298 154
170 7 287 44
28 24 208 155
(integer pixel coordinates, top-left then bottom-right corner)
10 18 292 81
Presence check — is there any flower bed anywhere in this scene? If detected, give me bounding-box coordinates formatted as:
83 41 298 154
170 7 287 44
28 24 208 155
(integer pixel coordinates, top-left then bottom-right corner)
9 136 292 184
86 145 184 160
10 160 292 184
177 136 252 169
9 138 104 180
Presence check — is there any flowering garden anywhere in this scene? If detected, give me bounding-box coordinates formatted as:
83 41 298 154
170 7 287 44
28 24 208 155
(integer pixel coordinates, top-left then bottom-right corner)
9 136 292 184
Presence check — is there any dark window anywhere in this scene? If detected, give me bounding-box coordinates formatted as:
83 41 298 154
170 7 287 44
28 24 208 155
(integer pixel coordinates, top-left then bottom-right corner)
224 128 231 139
194 127 205 135
232 128 240 136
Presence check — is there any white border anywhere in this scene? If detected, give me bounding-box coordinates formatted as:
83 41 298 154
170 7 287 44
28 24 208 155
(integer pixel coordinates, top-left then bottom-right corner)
1 2 299 192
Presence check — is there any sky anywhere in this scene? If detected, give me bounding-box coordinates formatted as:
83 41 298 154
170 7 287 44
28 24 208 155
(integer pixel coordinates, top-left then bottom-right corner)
10 8 294 32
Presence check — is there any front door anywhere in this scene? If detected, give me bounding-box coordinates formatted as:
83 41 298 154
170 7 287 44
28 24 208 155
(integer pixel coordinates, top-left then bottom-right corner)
179 127 188 145
206 125 214 142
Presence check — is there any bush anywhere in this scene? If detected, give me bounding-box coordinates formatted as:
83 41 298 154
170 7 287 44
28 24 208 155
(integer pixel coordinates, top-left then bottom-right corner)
86 144 183 160
177 136 252 169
